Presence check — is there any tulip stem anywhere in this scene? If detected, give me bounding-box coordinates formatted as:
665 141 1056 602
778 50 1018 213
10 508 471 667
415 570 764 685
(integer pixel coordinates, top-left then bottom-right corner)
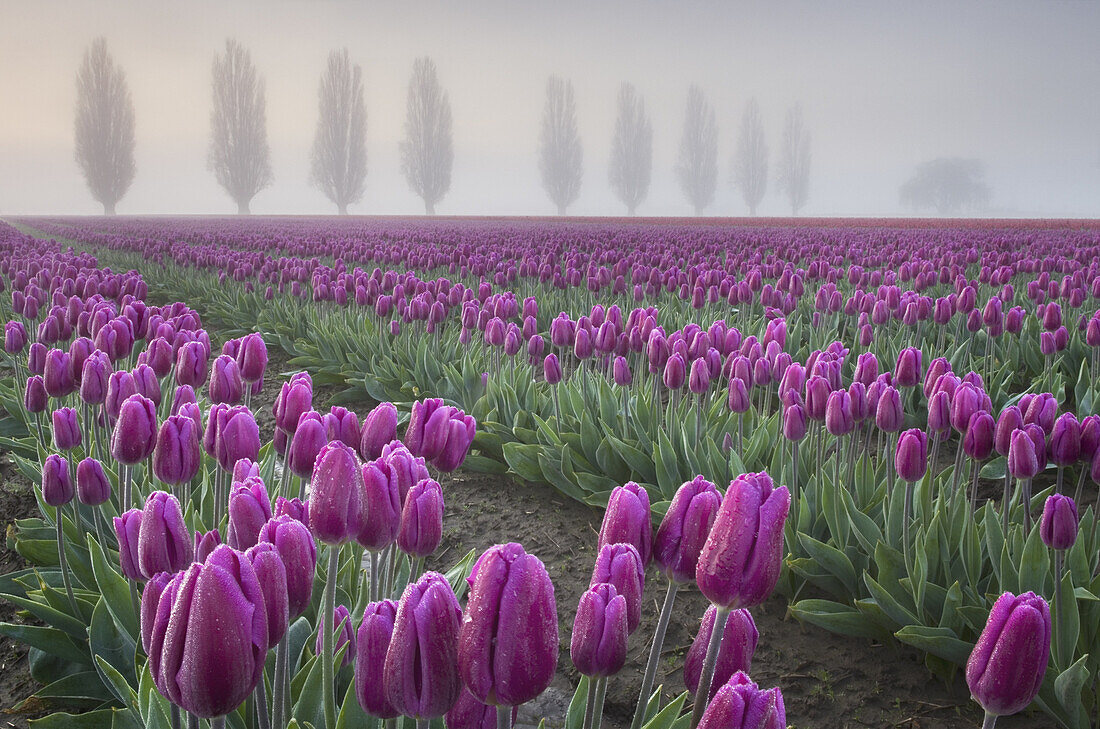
1073 468 1086 510
981 711 997 729
630 580 678 729
1054 549 1064 669
170 704 180 729
121 464 133 514
581 677 598 729
55 506 78 615
497 705 512 729
1022 478 1033 534
688 605 729 729
322 546 339 729
187 712 198 729
272 637 287 729
211 718 225 729
592 677 608 729
369 550 380 603
254 672 270 729
92 508 106 552
902 481 914 581
1001 473 1013 537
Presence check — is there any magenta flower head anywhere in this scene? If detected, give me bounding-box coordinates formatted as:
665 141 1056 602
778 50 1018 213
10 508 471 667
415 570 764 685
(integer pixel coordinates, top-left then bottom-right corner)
288 413 328 479
405 400 477 473
4 320 27 354
274 376 313 434
111 393 158 466
316 604 356 668
360 402 398 461
963 411 995 461
140 571 175 654
258 515 317 618
274 496 309 524
43 348 74 398
145 545 267 717
824 389 855 436
384 572 463 719
237 332 268 383
51 407 81 451
1049 413 1081 466
24 375 47 414
357 459 401 551
208 354 244 405
397 477 444 558
357 600 401 718
309 441 363 545
590 542 645 634
80 352 111 405
895 429 928 483
138 490 194 580
215 406 261 472
663 353 687 390
152 414 202 486
994 406 1024 457
382 441 431 503
597 481 652 565
1023 392 1058 435
966 591 1050 717
114 508 143 580
543 353 563 385
689 357 711 394
245 541 289 647
325 406 360 448
1008 429 1041 480
174 340 209 389
570 582 628 678
894 347 922 388
613 356 633 387
684 607 758 700
233 458 260 482
1039 494 1078 551
446 688 518 729
194 528 222 563
458 543 559 706
804 375 829 421
950 383 984 434
106 370 139 420
695 672 786 729
875 386 904 433
727 378 750 414
28 342 46 375
42 454 74 507
227 477 273 551
781 403 808 442
696 472 790 609
76 457 111 506
654 476 722 583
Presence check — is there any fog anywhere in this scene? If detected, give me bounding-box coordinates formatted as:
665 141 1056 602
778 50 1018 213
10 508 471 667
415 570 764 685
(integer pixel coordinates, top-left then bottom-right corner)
2 0 1098 218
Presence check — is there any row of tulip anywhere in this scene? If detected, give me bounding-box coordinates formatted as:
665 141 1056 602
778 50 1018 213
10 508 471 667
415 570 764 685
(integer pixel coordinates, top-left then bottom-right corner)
4 218 1099 727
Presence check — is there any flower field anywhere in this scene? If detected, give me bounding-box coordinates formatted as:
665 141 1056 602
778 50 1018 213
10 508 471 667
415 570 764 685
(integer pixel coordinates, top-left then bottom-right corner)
0 215 1098 729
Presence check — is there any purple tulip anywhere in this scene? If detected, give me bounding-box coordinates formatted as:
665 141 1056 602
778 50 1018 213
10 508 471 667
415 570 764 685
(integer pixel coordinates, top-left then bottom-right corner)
1039 494 1078 551
654 476 722 583
689 357 711 394
174 340 209 389
406 399 477 472
994 406 1024 457
194 528 222 563
76 457 111 506
140 571 175 653
384 572 462 719
684 607 758 701
1049 413 1081 466
458 543 559 706
237 332 267 383
145 546 267 717
4 320 27 354
590 542 644 634
543 353 563 384
446 687 518 729
227 477 273 550
696 472 790 609
209 354 244 405
570 582 628 677
360 402 398 461
895 429 928 483
695 672 785 729
114 508 143 580
1008 429 1041 480
894 347 922 388
964 411 995 461
397 477 444 558
663 353 687 390
824 390 854 436
137 490 194 580
246 541 290 647
356 600 401 718
316 603 355 668
79 352 111 405
382 441 432 504
288 414 328 479
875 386 904 433
966 591 1050 717
215 406 261 472
51 407 81 451
111 393 158 465
596 481 652 566
43 348 74 398
781 403 807 442
258 515 317 618
308 441 362 545
42 453 74 507
152 414 202 486
357 459 401 551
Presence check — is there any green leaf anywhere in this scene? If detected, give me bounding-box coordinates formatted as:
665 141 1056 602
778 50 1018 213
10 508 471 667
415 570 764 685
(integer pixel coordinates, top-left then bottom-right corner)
893 625 972 665
19 670 115 710
565 676 590 729
94 654 137 708
0 623 90 666
790 599 890 640
2 591 89 639
335 677 378 729
797 535 857 595
1053 654 1090 726
87 535 140 641
639 691 689 729
29 709 118 729
89 599 137 704
1017 524 1049 595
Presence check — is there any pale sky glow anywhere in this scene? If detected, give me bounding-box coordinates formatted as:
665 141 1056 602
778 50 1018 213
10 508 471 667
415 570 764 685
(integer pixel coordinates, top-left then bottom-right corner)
1 0 1098 217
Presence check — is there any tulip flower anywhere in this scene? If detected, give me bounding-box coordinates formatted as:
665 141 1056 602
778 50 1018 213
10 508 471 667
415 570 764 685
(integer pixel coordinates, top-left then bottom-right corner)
237 332 267 384
227 477 273 550
571 583 628 678
396 477 444 560
114 508 143 581
287 413 328 481
194 528 222 563
152 414 202 489
76 457 111 506
446 687 518 729
695 672 785 729
459 543 558 708
1040 494 1078 668
355 600 400 719
596 481 652 566
258 515 317 619
51 407 81 451
43 348 74 399
590 543 644 634
405 399 477 472
43 453 77 609
383 441 432 504
138 491 194 580
274 376 313 434
174 340 209 389
246 541 290 648
360 402 398 461
1008 429 1041 533
208 354 244 405
145 546 267 718
684 607 758 701
214 406 260 472
315 603 355 668
383 572 462 720
966 591 1050 724
326 406 360 448
79 352 110 406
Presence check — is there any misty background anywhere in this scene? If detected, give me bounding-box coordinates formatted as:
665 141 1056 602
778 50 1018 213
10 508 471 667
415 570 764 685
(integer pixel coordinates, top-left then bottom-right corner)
2 0 1099 218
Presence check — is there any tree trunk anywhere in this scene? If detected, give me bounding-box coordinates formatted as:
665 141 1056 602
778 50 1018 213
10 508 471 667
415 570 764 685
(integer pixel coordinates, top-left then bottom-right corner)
103 202 116 216
425 200 435 215
338 203 348 216
238 199 251 215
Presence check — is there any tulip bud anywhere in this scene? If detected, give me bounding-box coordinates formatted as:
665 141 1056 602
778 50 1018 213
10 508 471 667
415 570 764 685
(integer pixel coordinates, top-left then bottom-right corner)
895 429 928 483
193 528 222 563
966 591 1050 717
781 403 807 442
237 332 267 383
696 472 790 609
446 687 517 729
208 354 244 405
275 378 313 434
1049 413 1081 466
114 508 143 580
824 390 854 436
695 672 786 729
570 583 628 678
382 441 431 504
76 457 111 506
152 414 202 486
316 603 356 668
1039 494 1078 551
360 402 398 461
111 393 158 465
727 378 750 414
596 481 652 565
613 356 632 387
309 441 362 545
51 407 81 451
964 411 995 461
79 352 110 405
227 477 273 550
258 515 317 618
42 453 74 506
590 543 644 634
215 406 260 472
24 375 47 413
663 353 687 390
384 572 462 719
684 607 758 701
1008 429 1041 480
288 414 328 479
875 386 904 433
458 543 558 706
140 571 175 654
356 600 401 718
43 348 74 398
689 358 711 394
543 353 563 385
138 491 194 580
397 477 444 558
246 541 290 647
357 459 401 551
894 347 922 388
994 405 1024 457
654 476 722 583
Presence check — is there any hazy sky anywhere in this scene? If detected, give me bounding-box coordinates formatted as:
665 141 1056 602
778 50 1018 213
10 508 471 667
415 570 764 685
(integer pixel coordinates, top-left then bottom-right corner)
1 0 1098 217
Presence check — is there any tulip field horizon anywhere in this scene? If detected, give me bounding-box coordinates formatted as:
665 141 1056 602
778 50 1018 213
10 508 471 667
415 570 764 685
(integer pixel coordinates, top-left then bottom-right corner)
0 213 1097 729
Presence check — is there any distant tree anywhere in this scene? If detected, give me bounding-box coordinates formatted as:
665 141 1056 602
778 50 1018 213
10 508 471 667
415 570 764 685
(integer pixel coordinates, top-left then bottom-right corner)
674 85 718 215
776 103 811 215
310 49 367 215
74 37 135 215
608 83 652 216
400 57 453 215
538 76 583 215
731 98 768 216
899 158 990 215
208 39 272 215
